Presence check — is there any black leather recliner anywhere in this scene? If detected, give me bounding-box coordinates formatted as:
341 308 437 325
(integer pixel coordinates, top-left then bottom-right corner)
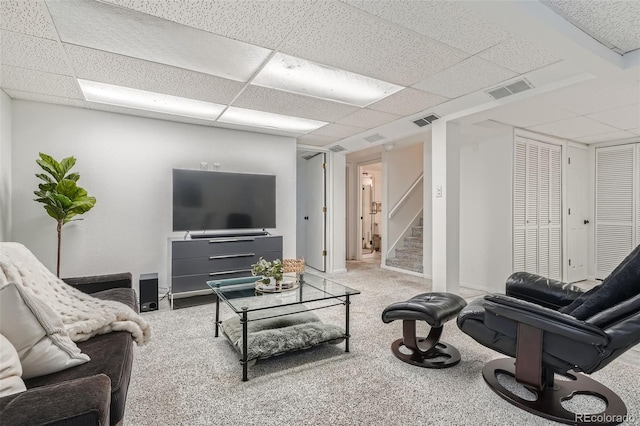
457 244 640 425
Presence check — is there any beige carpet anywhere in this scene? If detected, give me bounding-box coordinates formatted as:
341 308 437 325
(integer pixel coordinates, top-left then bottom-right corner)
125 261 640 425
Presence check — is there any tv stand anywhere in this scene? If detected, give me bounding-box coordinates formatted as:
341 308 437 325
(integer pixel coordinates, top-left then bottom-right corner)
168 233 282 308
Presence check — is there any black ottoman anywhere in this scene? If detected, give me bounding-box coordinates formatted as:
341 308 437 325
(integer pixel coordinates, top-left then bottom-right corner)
382 292 467 368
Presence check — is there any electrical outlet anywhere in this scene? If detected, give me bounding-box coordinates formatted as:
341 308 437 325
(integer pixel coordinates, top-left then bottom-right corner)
436 186 443 198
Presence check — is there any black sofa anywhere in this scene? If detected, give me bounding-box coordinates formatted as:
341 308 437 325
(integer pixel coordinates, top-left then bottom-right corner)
0 273 137 426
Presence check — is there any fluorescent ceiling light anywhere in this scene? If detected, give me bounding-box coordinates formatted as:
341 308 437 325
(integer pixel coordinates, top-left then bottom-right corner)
78 79 225 121
252 53 404 107
218 107 327 134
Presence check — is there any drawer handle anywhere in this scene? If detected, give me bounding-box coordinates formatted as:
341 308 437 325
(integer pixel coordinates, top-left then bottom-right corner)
209 269 252 276
209 238 255 243
209 253 255 260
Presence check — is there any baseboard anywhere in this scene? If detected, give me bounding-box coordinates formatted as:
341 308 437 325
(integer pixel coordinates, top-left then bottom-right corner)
330 268 348 274
459 281 496 294
381 264 424 278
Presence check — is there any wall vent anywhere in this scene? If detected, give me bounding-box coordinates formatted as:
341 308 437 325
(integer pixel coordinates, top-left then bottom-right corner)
364 133 385 143
487 79 533 100
329 145 347 153
412 113 440 127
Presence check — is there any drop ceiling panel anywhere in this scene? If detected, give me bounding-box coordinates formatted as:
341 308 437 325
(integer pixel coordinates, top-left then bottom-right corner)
478 37 562 74
0 0 57 40
232 85 358 122
47 0 272 82
309 123 364 139
64 45 244 105
486 99 578 128
527 115 619 139
345 0 511 55
102 0 316 50
336 108 400 129
1 31 70 75
368 88 448 116
586 104 640 130
543 79 640 115
4 89 86 108
296 134 339 147
279 1 468 86
629 128 640 136
413 57 517 98
87 102 214 127
2 65 83 99
545 0 640 53
573 130 637 144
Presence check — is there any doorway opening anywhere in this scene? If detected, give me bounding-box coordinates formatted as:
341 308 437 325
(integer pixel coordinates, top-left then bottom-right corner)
359 162 382 260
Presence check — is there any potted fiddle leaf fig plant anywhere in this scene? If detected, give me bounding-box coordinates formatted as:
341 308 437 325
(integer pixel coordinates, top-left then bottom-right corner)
33 153 96 277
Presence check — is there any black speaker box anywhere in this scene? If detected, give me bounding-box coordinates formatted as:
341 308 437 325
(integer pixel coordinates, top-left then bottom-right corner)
140 273 158 312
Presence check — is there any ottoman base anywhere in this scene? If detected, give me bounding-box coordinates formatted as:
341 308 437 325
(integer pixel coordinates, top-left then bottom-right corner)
390 319 461 368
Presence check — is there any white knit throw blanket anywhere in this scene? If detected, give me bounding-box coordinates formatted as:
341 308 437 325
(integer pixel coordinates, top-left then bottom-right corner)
0 242 150 346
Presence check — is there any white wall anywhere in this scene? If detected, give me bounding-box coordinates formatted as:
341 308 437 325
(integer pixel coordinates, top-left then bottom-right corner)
0 91 11 241
459 125 513 293
11 101 297 291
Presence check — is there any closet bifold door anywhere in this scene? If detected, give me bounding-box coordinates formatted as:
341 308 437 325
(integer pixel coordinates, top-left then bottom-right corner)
513 137 562 280
595 144 637 279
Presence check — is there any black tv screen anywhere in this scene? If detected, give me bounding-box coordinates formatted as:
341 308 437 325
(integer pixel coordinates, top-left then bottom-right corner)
172 169 276 231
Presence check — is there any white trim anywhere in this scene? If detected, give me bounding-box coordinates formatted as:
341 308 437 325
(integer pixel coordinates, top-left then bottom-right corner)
380 263 425 278
388 173 424 219
386 210 423 259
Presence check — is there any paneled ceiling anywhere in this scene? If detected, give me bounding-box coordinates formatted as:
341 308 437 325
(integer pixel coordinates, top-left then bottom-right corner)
1 0 639 153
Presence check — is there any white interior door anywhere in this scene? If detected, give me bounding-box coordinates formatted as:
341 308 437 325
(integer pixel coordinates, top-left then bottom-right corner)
595 144 636 279
305 153 326 271
567 146 588 282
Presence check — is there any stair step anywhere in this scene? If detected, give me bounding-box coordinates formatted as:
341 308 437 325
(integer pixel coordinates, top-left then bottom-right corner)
386 258 423 273
412 226 423 237
395 247 423 262
403 236 423 249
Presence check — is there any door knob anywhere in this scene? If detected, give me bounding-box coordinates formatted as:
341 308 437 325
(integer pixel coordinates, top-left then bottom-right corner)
584 219 590 225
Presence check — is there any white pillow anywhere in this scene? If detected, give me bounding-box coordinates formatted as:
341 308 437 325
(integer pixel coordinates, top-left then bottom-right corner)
0 333 26 397
0 283 90 379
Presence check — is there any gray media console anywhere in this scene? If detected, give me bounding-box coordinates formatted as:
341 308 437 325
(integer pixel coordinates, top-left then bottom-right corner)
168 234 283 308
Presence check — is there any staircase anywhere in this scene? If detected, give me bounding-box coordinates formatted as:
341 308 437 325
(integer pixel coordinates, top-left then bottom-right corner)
385 217 423 273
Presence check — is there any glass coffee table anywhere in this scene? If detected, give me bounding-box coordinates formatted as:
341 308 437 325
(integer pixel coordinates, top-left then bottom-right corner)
207 273 360 381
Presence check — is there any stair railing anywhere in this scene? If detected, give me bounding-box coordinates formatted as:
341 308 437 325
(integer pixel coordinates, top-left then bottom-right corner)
388 173 424 219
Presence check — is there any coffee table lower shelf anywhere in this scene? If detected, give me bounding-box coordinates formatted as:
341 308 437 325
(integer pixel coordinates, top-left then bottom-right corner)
218 305 346 378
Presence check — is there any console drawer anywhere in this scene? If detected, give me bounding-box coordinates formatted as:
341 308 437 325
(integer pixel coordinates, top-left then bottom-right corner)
172 236 282 259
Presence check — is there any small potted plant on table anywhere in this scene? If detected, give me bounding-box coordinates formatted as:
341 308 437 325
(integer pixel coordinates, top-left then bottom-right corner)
251 257 284 290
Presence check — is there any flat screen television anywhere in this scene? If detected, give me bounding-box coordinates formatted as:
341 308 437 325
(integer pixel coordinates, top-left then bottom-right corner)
172 169 276 232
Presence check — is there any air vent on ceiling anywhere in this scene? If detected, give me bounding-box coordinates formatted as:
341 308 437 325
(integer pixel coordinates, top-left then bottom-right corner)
329 145 347 153
487 79 533 100
364 133 386 143
412 114 440 127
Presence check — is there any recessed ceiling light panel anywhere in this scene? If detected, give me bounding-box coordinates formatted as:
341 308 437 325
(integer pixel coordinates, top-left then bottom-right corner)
78 79 225 121
252 53 404 107
218 107 327 134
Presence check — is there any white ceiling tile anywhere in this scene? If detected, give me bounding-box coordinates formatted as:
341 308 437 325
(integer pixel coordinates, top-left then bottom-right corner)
412 57 517 98
336 108 400 129
310 123 364 139
586 104 640 131
345 0 511 55
233 85 358 122
64 44 244 105
545 0 640 53
47 0 272 82
279 1 468 86
478 37 562 74
3 88 86 108
2 65 83 99
297 134 339 146
487 99 578 128
86 102 214 127
102 0 316 50
1 31 70 75
629 128 640 135
368 88 447 116
527 116 619 139
573 130 637 144
544 79 640 115
0 0 57 39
